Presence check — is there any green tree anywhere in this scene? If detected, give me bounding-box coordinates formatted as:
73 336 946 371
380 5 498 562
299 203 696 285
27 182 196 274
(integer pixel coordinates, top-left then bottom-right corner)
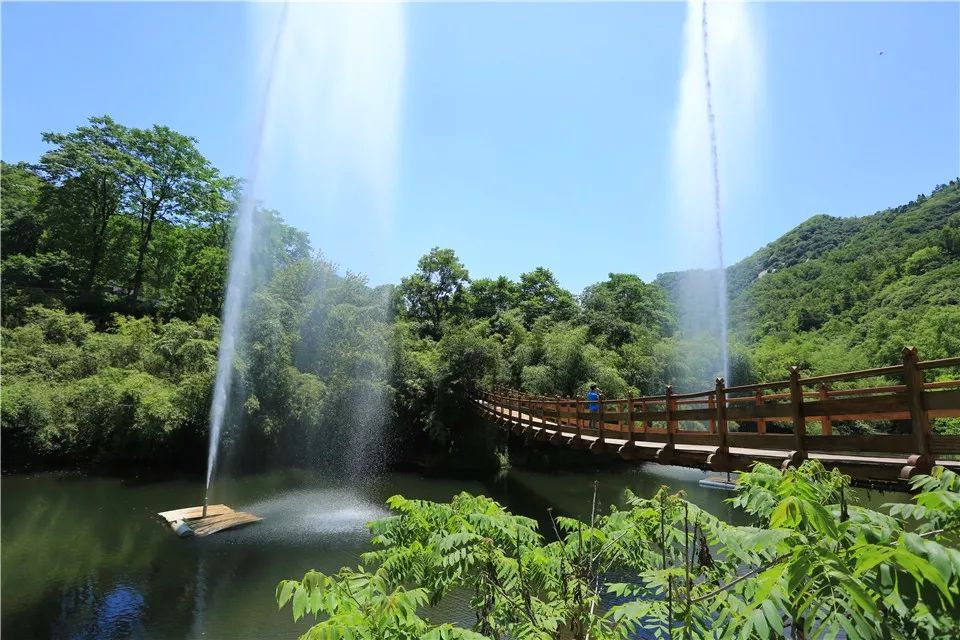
470 276 519 319
517 267 578 328
37 118 129 293
120 122 237 301
581 273 673 347
398 247 470 339
941 220 960 257
0 162 46 258
167 245 228 320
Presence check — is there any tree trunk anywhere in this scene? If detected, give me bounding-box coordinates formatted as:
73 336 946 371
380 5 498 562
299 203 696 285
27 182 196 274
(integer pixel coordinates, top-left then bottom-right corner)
130 205 157 301
83 216 108 293
83 182 113 293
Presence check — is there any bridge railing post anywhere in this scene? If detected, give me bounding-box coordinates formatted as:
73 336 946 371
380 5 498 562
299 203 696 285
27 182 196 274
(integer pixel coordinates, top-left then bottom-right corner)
819 384 832 436
514 390 520 426
787 366 807 468
526 392 532 430
900 346 933 478
575 396 583 440
755 390 766 434
708 393 716 433
666 386 678 433
710 377 730 470
520 390 528 431
657 385 676 464
555 395 562 430
666 385 676 441
626 394 635 442
598 393 606 445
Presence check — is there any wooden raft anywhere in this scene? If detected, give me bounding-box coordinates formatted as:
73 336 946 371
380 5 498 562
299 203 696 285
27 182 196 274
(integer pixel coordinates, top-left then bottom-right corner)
699 474 739 491
157 504 262 537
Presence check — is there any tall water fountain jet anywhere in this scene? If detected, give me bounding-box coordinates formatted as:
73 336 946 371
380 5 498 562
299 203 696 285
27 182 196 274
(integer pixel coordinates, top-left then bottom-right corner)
204 2 405 504
700 0 728 382
205 3 290 501
669 0 761 386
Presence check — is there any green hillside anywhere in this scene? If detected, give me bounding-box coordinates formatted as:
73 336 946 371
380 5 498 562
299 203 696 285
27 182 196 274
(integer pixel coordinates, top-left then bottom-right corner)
728 180 960 379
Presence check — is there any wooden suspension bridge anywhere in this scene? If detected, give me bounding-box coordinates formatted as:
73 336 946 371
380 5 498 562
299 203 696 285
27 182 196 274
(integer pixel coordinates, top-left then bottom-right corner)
473 347 960 484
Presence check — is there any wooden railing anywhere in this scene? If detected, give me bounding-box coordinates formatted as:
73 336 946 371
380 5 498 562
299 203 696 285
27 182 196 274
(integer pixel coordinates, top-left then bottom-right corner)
474 347 960 479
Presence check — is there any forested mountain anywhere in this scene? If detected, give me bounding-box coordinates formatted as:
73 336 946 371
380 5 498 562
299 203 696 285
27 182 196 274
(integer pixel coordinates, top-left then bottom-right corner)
2 116 957 469
729 181 960 375
654 181 960 380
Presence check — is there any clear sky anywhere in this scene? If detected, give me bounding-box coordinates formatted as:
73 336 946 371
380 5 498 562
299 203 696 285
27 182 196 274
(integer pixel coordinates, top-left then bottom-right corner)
3 1 958 294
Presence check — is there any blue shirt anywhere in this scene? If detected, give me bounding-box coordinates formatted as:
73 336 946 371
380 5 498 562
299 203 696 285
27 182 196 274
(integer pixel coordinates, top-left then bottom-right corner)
587 390 599 412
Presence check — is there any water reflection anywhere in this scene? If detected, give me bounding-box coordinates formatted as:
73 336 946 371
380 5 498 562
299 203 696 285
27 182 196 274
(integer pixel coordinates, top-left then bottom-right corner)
53 582 145 640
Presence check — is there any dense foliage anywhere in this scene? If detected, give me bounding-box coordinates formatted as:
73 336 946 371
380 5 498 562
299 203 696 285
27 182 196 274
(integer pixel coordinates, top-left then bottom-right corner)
277 462 960 639
2 115 958 466
1 117 393 469
727 182 960 377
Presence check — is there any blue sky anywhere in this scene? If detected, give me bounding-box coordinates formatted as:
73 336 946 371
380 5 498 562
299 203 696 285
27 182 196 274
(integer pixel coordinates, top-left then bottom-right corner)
3 1 958 293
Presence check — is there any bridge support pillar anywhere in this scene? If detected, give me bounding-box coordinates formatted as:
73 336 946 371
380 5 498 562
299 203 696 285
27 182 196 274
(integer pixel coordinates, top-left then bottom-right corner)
617 442 639 460
780 450 807 471
899 454 935 479
706 450 733 472
656 444 675 464
588 439 609 455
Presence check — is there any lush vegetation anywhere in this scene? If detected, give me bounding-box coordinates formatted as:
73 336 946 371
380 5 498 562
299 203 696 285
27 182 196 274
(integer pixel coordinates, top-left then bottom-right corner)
1 117 393 469
2 115 958 467
277 462 960 639
726 182 960 376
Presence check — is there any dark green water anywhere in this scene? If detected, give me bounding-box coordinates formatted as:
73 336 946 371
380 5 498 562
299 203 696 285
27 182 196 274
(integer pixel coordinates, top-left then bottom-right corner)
0 464 896 639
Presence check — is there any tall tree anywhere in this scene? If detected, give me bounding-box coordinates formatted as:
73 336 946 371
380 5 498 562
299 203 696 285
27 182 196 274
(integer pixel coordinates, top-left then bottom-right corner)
0 162 46 259
469 276 519 319
398 247 470 339
121 124 236 301
517 266 577 327
37 117 126 292
581 273 673 347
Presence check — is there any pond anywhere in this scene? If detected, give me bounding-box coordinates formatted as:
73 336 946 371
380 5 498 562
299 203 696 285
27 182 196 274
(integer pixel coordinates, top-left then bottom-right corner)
1 464 898 639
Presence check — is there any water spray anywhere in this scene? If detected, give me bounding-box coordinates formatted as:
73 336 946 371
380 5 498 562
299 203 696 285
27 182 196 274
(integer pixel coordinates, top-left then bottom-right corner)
700 0 730 383
203 1 290 507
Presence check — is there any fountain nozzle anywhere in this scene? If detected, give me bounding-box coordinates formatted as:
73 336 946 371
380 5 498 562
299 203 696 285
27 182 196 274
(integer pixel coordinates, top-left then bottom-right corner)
202 494 209 518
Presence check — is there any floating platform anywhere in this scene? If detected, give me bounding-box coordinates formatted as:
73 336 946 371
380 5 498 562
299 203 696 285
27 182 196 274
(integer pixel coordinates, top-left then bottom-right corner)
698 474 739 491
157 504 262 537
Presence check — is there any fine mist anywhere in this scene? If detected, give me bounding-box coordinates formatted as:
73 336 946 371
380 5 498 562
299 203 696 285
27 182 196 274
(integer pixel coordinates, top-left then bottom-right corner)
205 3 405 492
668 0 762 388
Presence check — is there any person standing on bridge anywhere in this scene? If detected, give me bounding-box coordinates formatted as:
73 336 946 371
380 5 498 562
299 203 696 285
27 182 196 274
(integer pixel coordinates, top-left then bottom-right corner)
587 384 601 429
